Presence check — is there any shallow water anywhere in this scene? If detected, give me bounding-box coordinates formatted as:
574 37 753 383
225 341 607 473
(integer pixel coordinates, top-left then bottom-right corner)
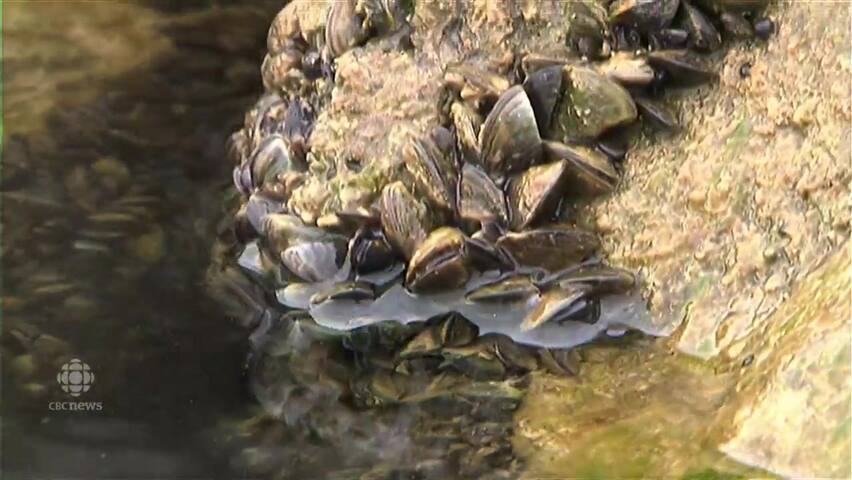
2 2 277 478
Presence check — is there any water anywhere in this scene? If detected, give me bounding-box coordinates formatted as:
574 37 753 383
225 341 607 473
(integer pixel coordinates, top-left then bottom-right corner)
2 3 278 478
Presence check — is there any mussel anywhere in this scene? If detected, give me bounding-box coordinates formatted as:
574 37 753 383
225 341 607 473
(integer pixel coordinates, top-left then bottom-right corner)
521 284 597 331
647 50 717 86
458 163 509 228
542 141 619 195
404 130 458 213
479 86 543 181
378 182 433 261
263 214 348 282
681 3 722 51
552 66 638 141
496 226 600 273
609 0 680 33
325 0 367 59
465 275 539 303
506 160 570 230
405 227 470 293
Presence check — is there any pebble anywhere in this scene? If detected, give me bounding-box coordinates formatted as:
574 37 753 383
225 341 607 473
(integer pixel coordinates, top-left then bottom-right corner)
21 382 48 400
11 354 37 379
128 225 165 263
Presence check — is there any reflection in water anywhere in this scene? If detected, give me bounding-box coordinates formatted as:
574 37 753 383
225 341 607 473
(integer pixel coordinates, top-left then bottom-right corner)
2 2 276 478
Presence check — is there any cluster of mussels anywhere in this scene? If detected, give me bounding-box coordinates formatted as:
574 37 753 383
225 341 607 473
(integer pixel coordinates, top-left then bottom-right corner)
226 0 771 333
216 0 772 477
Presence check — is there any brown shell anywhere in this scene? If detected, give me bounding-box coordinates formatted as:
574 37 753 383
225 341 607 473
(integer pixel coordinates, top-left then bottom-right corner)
496 225 600 273
506 160 570 230
479 86 543 181
378 182 433 261
459 163 509 227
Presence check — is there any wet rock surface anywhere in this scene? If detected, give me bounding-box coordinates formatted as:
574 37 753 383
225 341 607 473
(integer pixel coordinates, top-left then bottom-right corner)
586 0 850 358
213 0 849 478
513 0 850 477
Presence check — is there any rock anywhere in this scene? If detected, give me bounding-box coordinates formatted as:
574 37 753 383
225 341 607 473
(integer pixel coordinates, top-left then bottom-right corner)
10 354 38 380
717 246 850 478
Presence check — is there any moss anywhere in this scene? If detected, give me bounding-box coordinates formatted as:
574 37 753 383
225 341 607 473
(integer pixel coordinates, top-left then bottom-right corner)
682 468 746 480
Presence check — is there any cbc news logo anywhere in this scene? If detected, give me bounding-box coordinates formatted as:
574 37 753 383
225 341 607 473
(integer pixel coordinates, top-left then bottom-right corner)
56 359 95 397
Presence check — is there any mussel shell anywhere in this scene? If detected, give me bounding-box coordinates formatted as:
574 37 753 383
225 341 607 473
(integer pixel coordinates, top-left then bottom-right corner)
458 163 508 227
451 102 483 163
635 96 678 130
559 297 601 324
595 52 655 88
441 348 507 381
480 333 539 372
553 66 638 141
649 28 690 49
612 24 644 52
479 86 543 181
399 327 442 358
438 312 480 348
266 2 310 54
378 182 432 261
596 131 629 162
506 160 570 230
399 312 477 357
325 0 366 58
343 319 419 353
247 94 288 148
444 64 511 109
310 281 376 305
263 213 348 282
281 241 346 282
405 227 470 293
465 275 538 303
233 164 252 196
282 98 314 165
496 226 600 273
349 226 396 275
609 0 680 32
261 49 303 93
566 1 610 40
246 192 286 234
542 141 618 195
520 284 592 331
719 12 754 38
647 50 717 86
403 134 457 212
522 65 564 135
682 3 722 51
464 236 514 272
249 134 295 190
550 264 636 295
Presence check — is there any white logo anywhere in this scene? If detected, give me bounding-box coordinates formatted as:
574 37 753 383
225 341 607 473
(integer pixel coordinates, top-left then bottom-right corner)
56 359 95 397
